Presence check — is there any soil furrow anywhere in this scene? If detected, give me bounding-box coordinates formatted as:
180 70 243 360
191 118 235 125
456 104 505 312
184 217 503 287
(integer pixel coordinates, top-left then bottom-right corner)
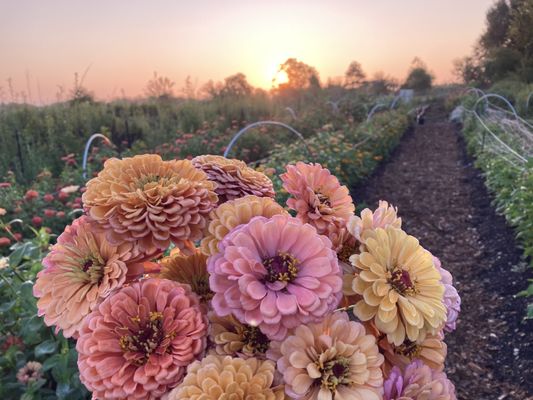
351 105 533 400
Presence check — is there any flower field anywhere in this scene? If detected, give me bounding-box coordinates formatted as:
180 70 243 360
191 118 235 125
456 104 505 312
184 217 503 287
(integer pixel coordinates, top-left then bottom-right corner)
1 92 437 399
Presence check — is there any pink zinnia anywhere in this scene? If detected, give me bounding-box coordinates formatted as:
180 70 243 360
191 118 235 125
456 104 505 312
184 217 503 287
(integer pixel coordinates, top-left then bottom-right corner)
433 257 461 333
77 278 208 399
208 214 342 341
384 360 456 400
281 162 355 249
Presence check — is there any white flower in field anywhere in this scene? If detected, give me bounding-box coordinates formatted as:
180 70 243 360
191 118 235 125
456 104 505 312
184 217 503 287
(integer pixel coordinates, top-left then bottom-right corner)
0 207 6 216
60 185 80 194
0 257 9 270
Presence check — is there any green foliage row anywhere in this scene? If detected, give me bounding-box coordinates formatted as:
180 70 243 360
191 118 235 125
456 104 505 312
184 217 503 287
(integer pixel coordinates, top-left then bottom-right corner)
461 111 533 318
0 231 89 399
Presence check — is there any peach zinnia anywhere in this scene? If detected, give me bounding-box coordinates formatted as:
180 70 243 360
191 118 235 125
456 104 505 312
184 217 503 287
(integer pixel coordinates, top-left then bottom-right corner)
76 278 208 399
159 248 212 303
208 214 342 340
168 355 285 400
349 227 446 345
200 194 287 257
277 312 384 400
33 216 145 338
192 155 275 203
281 162 354 248
82 154 217 254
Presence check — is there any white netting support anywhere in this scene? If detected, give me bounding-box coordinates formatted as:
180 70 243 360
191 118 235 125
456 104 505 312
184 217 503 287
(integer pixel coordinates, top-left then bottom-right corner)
367 103 387 121
223 121 311 158
82 133 112 179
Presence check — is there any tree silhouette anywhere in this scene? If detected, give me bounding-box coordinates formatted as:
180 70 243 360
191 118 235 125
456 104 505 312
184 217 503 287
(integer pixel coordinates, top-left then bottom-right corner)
276 58 320 90
145 72 175 99
344 61 366 88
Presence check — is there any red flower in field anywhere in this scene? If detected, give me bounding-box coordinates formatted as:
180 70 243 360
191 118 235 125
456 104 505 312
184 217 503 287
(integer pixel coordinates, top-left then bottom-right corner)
14 207 22 214
56 211 65 218
44 209 56 218
32 216 43 227
24 190 39 201
13 233 22 241
43 193 54 202
0 237 11 247
0 182 11 188
58 191 69 202
1 335 24 352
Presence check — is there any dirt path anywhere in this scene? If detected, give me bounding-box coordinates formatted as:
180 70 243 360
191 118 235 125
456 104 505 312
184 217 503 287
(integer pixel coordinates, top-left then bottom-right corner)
351 104 533 399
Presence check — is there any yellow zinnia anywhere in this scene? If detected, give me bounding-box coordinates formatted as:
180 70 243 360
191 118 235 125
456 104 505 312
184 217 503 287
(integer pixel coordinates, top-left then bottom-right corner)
349 227 446 345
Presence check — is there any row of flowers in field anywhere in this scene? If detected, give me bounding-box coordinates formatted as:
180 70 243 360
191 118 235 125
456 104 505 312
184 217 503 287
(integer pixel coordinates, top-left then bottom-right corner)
260 110 410 205
24 150 460 399
461 110 533 317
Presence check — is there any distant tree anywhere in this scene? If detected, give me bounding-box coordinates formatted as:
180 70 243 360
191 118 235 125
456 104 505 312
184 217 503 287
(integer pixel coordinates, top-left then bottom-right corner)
508 0 533 62
480 0 511 52
453 55 486 85
344 61 366 88
365 72 398 95
403 58 433 91
276 58 320 90
145 72 175 99
220 73 253 97
484 47 523 81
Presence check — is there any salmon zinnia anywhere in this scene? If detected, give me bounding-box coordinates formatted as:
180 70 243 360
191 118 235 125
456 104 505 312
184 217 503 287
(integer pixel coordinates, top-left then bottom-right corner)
82 154 218 254
76 278 208 399
281 162 354 248
33 216 146 338
349 227 446 345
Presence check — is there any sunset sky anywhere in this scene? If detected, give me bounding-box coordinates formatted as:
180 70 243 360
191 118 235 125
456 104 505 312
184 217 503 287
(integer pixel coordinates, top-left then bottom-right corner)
1 0 493 103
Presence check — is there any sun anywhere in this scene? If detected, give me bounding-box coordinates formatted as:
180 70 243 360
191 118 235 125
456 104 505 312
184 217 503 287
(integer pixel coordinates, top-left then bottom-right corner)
266 62 289 88
272 70 289 86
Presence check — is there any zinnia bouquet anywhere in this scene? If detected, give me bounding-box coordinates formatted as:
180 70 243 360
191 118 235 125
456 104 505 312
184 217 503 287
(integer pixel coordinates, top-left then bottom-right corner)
34 154 460 399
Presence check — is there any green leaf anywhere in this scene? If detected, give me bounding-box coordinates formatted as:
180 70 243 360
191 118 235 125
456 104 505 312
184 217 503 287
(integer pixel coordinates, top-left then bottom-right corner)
0 300 16 312
42 354 61 372
34 340 58 358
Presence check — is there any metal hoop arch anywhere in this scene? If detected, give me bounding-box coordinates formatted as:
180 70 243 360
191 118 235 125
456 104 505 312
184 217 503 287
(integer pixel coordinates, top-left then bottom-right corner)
223 121 311 158
82 133 111 179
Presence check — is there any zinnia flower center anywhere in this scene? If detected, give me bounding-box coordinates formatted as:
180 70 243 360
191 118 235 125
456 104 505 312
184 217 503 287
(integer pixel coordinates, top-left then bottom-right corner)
315 191 332 210
338 243 357 263
389 268 416 295
135 174 162 188
242 325 270 354
316 356 351 392
119 311 173 366
81 258 105 284
263 252 298 283
192 277 214 302
395 339 422 360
